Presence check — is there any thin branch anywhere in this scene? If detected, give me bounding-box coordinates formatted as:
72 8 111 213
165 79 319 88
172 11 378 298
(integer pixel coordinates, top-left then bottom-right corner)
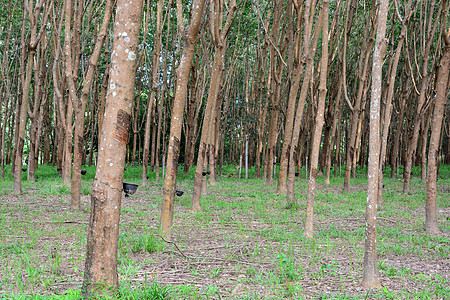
393 0 404 23
156 234 193 260
253 3 287 67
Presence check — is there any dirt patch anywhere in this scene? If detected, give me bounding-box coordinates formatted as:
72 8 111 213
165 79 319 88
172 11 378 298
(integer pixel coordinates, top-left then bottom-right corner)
0 178 448 298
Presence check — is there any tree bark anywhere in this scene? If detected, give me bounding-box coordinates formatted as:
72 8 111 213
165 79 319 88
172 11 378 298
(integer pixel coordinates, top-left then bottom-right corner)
425 27 449 235
161 0 206 237
286 0 321 206
143 0 165 186
403 0 440 193
304 0 329 238
277 0 308 194
192 0 237 209
82 0 143 295
343 0 376 193
324 77 343 184
361 0 388 289
66 0 113 210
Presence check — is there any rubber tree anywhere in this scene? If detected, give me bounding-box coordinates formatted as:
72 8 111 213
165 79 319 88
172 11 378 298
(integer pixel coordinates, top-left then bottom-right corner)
82 0 143 295
403 0 441 193
277 0 308 195
192 0 238 211
377 0 415 204
264 0 285 186
361 0 389 289
425 22 449 235
65 0 114 210
142 0 166 187
343 0 376 193
161 0 207 237
286 0 321 206
304 0 329 239
13 0 51 194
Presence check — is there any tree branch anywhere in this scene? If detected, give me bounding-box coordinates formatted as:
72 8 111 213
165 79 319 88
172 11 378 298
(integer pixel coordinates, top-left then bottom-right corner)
176 0 185 35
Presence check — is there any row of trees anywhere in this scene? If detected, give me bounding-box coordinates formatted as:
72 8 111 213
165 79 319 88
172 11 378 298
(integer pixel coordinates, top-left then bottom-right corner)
0 0 448 295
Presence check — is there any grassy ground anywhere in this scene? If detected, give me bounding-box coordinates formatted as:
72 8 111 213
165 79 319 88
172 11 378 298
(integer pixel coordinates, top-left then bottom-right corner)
0 164 449 299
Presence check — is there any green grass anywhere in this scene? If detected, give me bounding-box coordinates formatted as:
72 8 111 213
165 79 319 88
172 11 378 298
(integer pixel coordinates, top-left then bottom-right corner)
0 163 449 298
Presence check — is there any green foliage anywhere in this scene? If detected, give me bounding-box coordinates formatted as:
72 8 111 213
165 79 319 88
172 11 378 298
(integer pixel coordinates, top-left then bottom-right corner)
119 230 165 255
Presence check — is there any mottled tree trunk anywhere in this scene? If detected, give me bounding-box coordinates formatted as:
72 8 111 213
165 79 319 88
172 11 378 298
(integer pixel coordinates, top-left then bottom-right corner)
343 0 376 193
403 0 440 193
14 48 35 194
143 0 164 186
13 0 49 190
277 0 306 195
287 0 321 206
255 71 270 179
192 0 237 208
184 54 202 175
390 76 407 178
361 0 388 289
425 32 449 235
82 0 143 295
304 0 329 238
28 36 47 182
324 78 343 184
420 112 432 182
161 0 206 237
376 3 411 202
66 0 113 210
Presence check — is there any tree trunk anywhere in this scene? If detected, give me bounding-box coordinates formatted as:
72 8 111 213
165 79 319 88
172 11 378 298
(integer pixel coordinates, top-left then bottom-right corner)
324 78 343 184
361 0 388 289
142 0 163 186
192 0 237 208
277 0 307 195
67 0 113 210
287 0 322 206
420 111 432 182
343 1 376 193
14 48 35 194
161 0 206 237
425 32 449 235
390 75 408 178
184 53 202 175
403 0 440 193
82 0 143 295
304 0 329 238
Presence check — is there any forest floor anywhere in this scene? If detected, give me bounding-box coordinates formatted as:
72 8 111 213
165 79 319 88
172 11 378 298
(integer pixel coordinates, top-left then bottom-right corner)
0 164 449 299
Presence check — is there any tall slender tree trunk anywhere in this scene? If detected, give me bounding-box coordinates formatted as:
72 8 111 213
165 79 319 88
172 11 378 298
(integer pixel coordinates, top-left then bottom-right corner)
28 37 46 182
14 48 35 194
192 0 237 209
420 111 432 182
324 78 343 184
390 75 408 178
403 0 440 193
343 1 376 192
161 0 206 237
67 0 113 209
286 0 321 206
255 65 270 179
304 0 329 238
425 28 449 235
277 0 306 194
362 0 388 289
376 1 412 202
143 0 165 186
193 44 226 210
